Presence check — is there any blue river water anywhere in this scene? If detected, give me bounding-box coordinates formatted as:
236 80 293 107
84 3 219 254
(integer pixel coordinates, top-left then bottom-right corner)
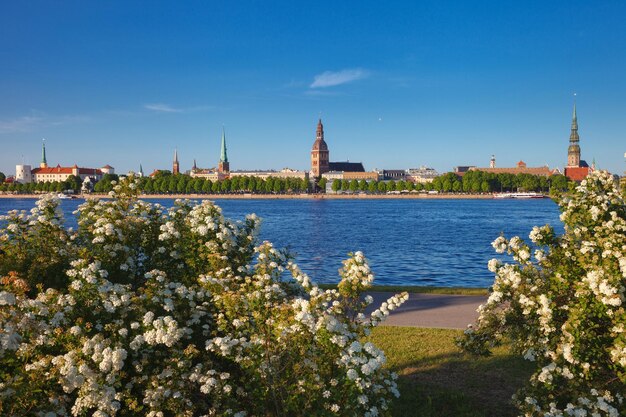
0 197 563 288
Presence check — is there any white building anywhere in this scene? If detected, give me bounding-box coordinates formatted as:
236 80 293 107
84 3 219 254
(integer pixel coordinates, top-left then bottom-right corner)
229 168 308 181
406 166 439 183
15 142 114 184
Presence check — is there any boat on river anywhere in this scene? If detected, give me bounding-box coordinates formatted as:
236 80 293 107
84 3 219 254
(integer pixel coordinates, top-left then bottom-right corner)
493 192 546 199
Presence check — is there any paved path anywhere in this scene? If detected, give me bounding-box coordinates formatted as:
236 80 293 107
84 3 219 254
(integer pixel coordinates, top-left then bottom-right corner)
366 292 488 329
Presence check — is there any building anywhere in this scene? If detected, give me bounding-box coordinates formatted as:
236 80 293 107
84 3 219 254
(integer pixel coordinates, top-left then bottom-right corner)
310 119 365 177
311 119 330 177
470 159 555 177
189 128 230 181
15 142 113 184
189 170 227 182
453 166 476 176
563 101 592 182
378 169 406 181
230 168 308 181
406 166 439 183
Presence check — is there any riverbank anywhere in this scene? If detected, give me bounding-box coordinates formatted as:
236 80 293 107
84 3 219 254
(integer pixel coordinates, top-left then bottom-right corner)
0 192 499 200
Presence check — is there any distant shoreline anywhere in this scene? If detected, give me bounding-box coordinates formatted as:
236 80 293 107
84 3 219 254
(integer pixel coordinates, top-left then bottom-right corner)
0 193 511 200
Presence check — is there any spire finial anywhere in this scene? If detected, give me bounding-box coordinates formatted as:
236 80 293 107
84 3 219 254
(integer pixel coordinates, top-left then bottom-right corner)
174 148 178 163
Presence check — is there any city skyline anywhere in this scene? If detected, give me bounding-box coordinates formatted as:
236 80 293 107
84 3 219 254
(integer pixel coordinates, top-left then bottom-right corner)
1 1 625 175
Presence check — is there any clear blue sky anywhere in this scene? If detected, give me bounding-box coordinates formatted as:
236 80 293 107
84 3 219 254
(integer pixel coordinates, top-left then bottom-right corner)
1 1 625 176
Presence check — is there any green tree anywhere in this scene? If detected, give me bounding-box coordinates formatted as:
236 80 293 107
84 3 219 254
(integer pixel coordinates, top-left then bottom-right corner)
94 174 119 193
349 180 359 193
341 180 350 192
331 179 341 193
550 174 569 192
317 178 327 193
377 181 387 193
359 180 368 192
62 175 82 193
0 172 5 183
273 179 283 193
202 179 212 193
368 181 378 193
300 178 310 193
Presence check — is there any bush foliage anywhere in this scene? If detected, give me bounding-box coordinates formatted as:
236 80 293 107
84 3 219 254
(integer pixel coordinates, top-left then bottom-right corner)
460 171 626 416
0 176 407 417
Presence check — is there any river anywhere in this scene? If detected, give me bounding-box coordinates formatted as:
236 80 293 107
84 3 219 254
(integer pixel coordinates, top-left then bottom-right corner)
0 197 562 287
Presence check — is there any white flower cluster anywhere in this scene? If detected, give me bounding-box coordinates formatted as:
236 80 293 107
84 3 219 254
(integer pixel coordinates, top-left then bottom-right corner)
461 171 626 416
0 175 404 416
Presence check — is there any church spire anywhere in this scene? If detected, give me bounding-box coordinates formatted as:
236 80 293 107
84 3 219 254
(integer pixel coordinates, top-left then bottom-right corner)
316 119 324 140
40 139 48 168
172 148 180 174
567 96 581 167
218 127 230 173
220 127 228 163
569 99 579 144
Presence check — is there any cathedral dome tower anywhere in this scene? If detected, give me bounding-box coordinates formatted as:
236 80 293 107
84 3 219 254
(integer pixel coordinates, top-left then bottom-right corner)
311 119 329 177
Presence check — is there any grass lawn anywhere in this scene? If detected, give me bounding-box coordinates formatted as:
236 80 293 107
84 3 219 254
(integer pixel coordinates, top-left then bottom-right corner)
368 326 532 417
318 284 489 296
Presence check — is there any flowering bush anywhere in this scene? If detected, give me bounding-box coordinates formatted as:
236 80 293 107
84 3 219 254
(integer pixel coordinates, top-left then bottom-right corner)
460 171 626 416
0 176 407 417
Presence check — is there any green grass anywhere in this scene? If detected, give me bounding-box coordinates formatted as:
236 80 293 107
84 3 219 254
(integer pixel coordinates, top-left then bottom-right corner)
368 326 533 417
318 284 489 296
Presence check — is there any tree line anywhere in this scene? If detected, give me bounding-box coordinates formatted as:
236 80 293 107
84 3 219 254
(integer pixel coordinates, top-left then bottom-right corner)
0 170 580 195
95 172 312 194
329 171 573 194
0 175 83 194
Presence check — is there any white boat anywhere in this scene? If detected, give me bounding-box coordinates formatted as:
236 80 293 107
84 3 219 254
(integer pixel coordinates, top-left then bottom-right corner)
493 192 546 199
57 193 71 200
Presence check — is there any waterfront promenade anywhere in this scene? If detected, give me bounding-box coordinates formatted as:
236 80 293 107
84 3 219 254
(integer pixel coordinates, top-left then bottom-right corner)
0 192 496 200
368 292 487 329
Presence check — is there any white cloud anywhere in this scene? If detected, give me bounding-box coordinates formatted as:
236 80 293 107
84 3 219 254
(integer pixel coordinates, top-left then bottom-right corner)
0 116 44 133
310 68 369 88
144 103 183 113
144 103 215 113
0 114 91 134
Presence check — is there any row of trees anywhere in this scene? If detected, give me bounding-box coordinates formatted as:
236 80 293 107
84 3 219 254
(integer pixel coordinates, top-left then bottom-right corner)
328 172 573 194
0 170 582 195
0 175 83 194
96 172 312 194
449 171 571 193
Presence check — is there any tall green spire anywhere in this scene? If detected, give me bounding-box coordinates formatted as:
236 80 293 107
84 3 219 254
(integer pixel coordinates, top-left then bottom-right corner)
41 139 47 165
220 127 228 163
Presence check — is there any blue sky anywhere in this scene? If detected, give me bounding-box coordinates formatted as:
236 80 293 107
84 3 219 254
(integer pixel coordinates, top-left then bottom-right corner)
1 1 625 176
